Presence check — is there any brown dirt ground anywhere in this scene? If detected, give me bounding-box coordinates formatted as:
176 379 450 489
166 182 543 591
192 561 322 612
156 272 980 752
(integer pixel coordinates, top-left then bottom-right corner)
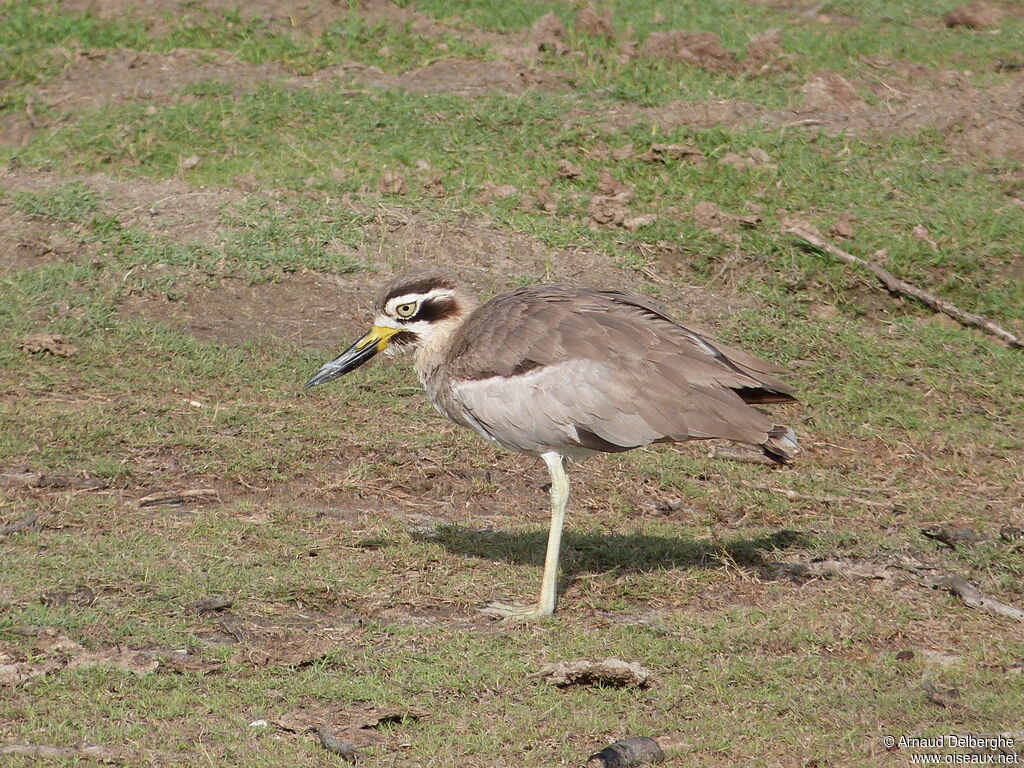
2 1 1018 519
3 3 1023 732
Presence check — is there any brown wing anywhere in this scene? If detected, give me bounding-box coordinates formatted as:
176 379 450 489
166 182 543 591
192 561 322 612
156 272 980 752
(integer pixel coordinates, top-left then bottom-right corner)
441 285 797 459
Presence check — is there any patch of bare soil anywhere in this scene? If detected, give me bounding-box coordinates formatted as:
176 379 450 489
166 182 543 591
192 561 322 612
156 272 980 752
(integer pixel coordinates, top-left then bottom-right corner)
1 167 243 246
586 67 1024 162
272 702 425 750
62 0 354 38
119 203 754 348
1 49 289 147
3 49 563 147
944 2 1005 29
0 203 97 274
640 30 742 74
62 0 544 69
2 165 752 349
120 271 377 349
358 0 559 65
0 628 215 686
786 67 1024 162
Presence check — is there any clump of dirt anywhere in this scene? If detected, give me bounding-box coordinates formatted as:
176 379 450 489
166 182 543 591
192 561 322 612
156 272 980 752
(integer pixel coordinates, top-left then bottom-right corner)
17 334 78 357
575 5 615 40
798 71 866 112
640 30 740 74
943 2 1005 28
377 169 407 195
746 28 785 69
635 143 704 163
587 172 635 228
691 201 760 244
538 657 653 688
530 12 569 55
584 171 658 232
273 704 425 749
719 146 775 171
476 181 518 204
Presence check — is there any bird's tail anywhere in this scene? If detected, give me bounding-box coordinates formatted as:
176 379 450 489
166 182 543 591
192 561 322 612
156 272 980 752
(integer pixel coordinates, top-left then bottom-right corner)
762 425 799 464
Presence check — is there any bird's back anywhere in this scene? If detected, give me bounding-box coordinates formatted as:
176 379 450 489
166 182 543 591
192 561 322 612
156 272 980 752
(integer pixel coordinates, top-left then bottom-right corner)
421 284 798 461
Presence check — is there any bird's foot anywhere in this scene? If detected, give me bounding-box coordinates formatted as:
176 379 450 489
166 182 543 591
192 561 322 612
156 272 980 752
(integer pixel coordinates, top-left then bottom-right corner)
479 600 554 621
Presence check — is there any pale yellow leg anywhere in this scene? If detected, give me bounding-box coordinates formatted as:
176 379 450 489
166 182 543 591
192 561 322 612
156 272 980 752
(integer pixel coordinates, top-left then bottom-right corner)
481 451 569 621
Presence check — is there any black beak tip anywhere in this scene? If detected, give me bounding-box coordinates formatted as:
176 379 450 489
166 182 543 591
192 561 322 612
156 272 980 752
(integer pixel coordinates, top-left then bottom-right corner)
304 369 336 389
304 335 382 391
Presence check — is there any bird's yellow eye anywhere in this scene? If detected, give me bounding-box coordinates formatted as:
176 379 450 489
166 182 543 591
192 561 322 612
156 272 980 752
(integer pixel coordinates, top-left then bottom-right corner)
395 302 417 319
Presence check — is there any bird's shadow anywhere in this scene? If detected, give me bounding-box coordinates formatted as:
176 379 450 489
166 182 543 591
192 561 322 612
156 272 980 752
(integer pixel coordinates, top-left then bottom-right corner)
421 524 805 579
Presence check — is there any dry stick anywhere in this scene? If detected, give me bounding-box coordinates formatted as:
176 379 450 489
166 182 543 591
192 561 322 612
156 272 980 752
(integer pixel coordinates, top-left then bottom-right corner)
784 223 1024 349
777 559 1024 624
314 727 358 763
587 736 688 768
923 575 1024 623
0 512 39 536
737 480 893 509
0 744 122 761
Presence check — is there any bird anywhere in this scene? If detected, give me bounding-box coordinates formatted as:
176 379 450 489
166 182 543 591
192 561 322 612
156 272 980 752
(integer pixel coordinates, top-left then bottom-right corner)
305 271 798 620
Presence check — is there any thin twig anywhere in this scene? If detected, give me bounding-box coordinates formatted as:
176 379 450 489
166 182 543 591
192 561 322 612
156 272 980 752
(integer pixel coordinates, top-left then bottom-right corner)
738 481 893 509
785 223 1024 349
923 575 1024 623
24 95 43 129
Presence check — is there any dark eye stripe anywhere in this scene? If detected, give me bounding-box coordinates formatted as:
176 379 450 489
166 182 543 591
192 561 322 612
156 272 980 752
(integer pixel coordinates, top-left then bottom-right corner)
413 297 457 323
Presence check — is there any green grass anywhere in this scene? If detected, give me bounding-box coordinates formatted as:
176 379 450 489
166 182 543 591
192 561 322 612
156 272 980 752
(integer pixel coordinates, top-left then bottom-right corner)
2 0 1024 765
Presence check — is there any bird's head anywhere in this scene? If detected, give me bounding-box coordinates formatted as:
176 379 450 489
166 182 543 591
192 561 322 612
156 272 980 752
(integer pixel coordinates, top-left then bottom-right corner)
305 271 471 388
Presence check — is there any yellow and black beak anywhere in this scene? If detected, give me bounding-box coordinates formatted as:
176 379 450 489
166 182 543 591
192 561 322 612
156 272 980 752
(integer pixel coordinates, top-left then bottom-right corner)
304 325 401 388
